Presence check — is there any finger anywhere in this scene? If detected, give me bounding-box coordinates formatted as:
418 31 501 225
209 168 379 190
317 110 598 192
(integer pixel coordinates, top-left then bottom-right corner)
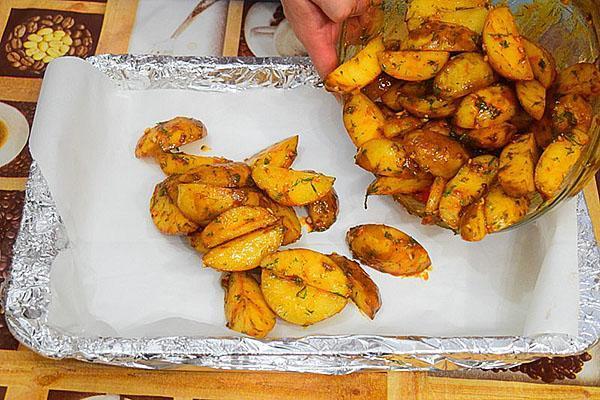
303 25 341 77
311 0 371 22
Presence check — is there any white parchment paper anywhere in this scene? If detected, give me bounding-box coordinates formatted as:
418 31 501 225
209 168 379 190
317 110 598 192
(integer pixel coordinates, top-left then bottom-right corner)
30 58 579 339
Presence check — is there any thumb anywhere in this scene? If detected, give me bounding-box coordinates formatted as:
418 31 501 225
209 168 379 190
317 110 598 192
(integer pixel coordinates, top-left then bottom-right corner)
311 0 374 23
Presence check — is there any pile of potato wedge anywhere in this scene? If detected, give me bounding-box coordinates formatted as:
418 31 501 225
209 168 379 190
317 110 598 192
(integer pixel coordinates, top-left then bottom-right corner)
326 0 599 242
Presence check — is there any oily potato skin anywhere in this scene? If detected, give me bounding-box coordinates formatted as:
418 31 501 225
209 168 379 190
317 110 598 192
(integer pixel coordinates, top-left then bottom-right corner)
551 94 593 135
346 224 431 277
403 130 470 178
306 189 339 232
397 94 459 118
454 85 518 129
135 117 207 158
245 136 298 169
534 137 583 199
498 133 538 198
516 80 546 121
223 272 276 338
343 92 386 147
532 113 554 149
367 174 434 196
378 51 449 81
482 7 533 81
424 8 489 34
199 206 278 248
406 0 489 26
522 38 557 89
438 155 499 229
355 138 411 177
251 166 335 206
425 176 447 214
258 195 302 245
459 199 487 241
149 181 198 235
325 36 384 93
402 21 479 52
329 253 381 320
383 114 424 138
188 231 209 254
433 53 496 100
203 224 284 271
176 162 253 188
557 63 600 96
484 185 529 232
157 153 231 175
465 123 516 150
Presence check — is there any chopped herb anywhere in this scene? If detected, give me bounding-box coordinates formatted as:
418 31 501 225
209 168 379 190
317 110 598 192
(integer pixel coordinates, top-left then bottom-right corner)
499 40 510 48
538 59 547 71
296 286 308 299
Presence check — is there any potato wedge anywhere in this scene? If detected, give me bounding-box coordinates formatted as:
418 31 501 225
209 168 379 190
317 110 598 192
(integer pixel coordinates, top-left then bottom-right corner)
534 137 582 199
329 253 381 320
199 206 278 248
459 199 487 241
557 63 600 96
483 185 529 232
425 8 489 34
403 130 470 178
498 133 538 198
531 112 554 149
203 224 284 271
149 181 198 235
325 36 385 93
258 195 302 245
157 153 231 175
346 224 431 277
245 136 298 169
516 80 546 121
406 0 489 27
383 113 424 138
465 122 516 150
343 92 385 147
482 7 533 81
306 189 339 232
367 174 434 196
522 38 557 89
438 155 499 229
402 21 479 52
223 272 276 338
381 82 404 111
423 120 452 137
176 162 253 188
188 231 209 254
362 74 396 101
551 94 593 135
511 107 535 132
261 270 347 326
378 51 449 81
433 53 496 100
454 85 518 129
251 166 335 206
397 94 459 118
355 138 411 177
135 117 207 158
425 176 447 214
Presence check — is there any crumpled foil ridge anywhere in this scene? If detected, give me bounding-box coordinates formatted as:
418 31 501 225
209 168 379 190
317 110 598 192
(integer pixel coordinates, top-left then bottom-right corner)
3 56 600 373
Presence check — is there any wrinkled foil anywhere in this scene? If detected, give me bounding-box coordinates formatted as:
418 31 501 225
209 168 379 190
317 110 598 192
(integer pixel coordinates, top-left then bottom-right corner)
3 56 600 373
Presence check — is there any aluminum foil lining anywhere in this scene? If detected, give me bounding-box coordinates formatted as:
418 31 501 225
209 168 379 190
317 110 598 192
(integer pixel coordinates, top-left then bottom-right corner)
4 55 600 373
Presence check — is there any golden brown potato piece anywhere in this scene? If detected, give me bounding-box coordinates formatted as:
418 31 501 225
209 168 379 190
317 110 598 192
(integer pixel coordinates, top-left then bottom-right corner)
557 63 600 96
534 137 583 199
438 155 499 229
423 120 452 136
522 38 557 89
425 176 447 214
306 189 339 232
135 117 207 158
531 113 554 149
149 181 198 235
223 272 276 338
199 206 278 248
258 195 302 245
406 0 489 28
397 94 459 119
402 21 479 52
346 224 431 277
367 174 434 196
551 94 593 135
403 130 470 178
251 166 335 206
261 270 347 326
454 85 518 129
516 80 546 121
176 183 260 225
465 123 516 150
484 185 529 232
381 82 404 111
188 231 209 254
329 253 381 320
379 51 449 81
383 113 424 138
157 153 231 175
425 8 489 34
343 92 385 147
325 36 384 93
433 53 496 100
498 133 538 198
459 199 487 242
176 162 253 188
355 138 411 177
203 224 284 271
482 7 533 81
245 136 298 169
511 107 535 132
362 74 396 101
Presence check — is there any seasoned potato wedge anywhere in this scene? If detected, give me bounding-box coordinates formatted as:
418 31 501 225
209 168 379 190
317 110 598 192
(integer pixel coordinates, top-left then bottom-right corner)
223 272 276 338
188 231 209 254
438 155 499 229
484 185 529 232
203 224 284 271
516 80 546 120
367 174 434 196
325 36 384 93
498 133 538 198
433 53 496 100
381 82 405 111
383 113 424 138
465 122 516 150
306 189 339 232
199 206 278 248
459 199 487 242
245 136 298 169
425 176 447 214
150 181 198 235
403 130 470 178
522 38 557 89
557 63 600 96
531 113 554 149
534 137 583 199
346 224 431 277
343 92 385 147
258 195 302 245
454 85 518 129
511 108 535 132
423 120 452 136
482 7 533 81
135 117 207 158
425 8 489 34
406 0 489 28
362 74 396 101
251 166 335 206
157 153 231 175
261 270 347 326
379 51 449 81
177 162 253 188
402 21 479 52
355 138 410 177
397 94 459 118
551 94 593 135
329 253 381 320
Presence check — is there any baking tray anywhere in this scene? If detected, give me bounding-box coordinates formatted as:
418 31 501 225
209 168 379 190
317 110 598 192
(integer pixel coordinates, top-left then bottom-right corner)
2 55 600 373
